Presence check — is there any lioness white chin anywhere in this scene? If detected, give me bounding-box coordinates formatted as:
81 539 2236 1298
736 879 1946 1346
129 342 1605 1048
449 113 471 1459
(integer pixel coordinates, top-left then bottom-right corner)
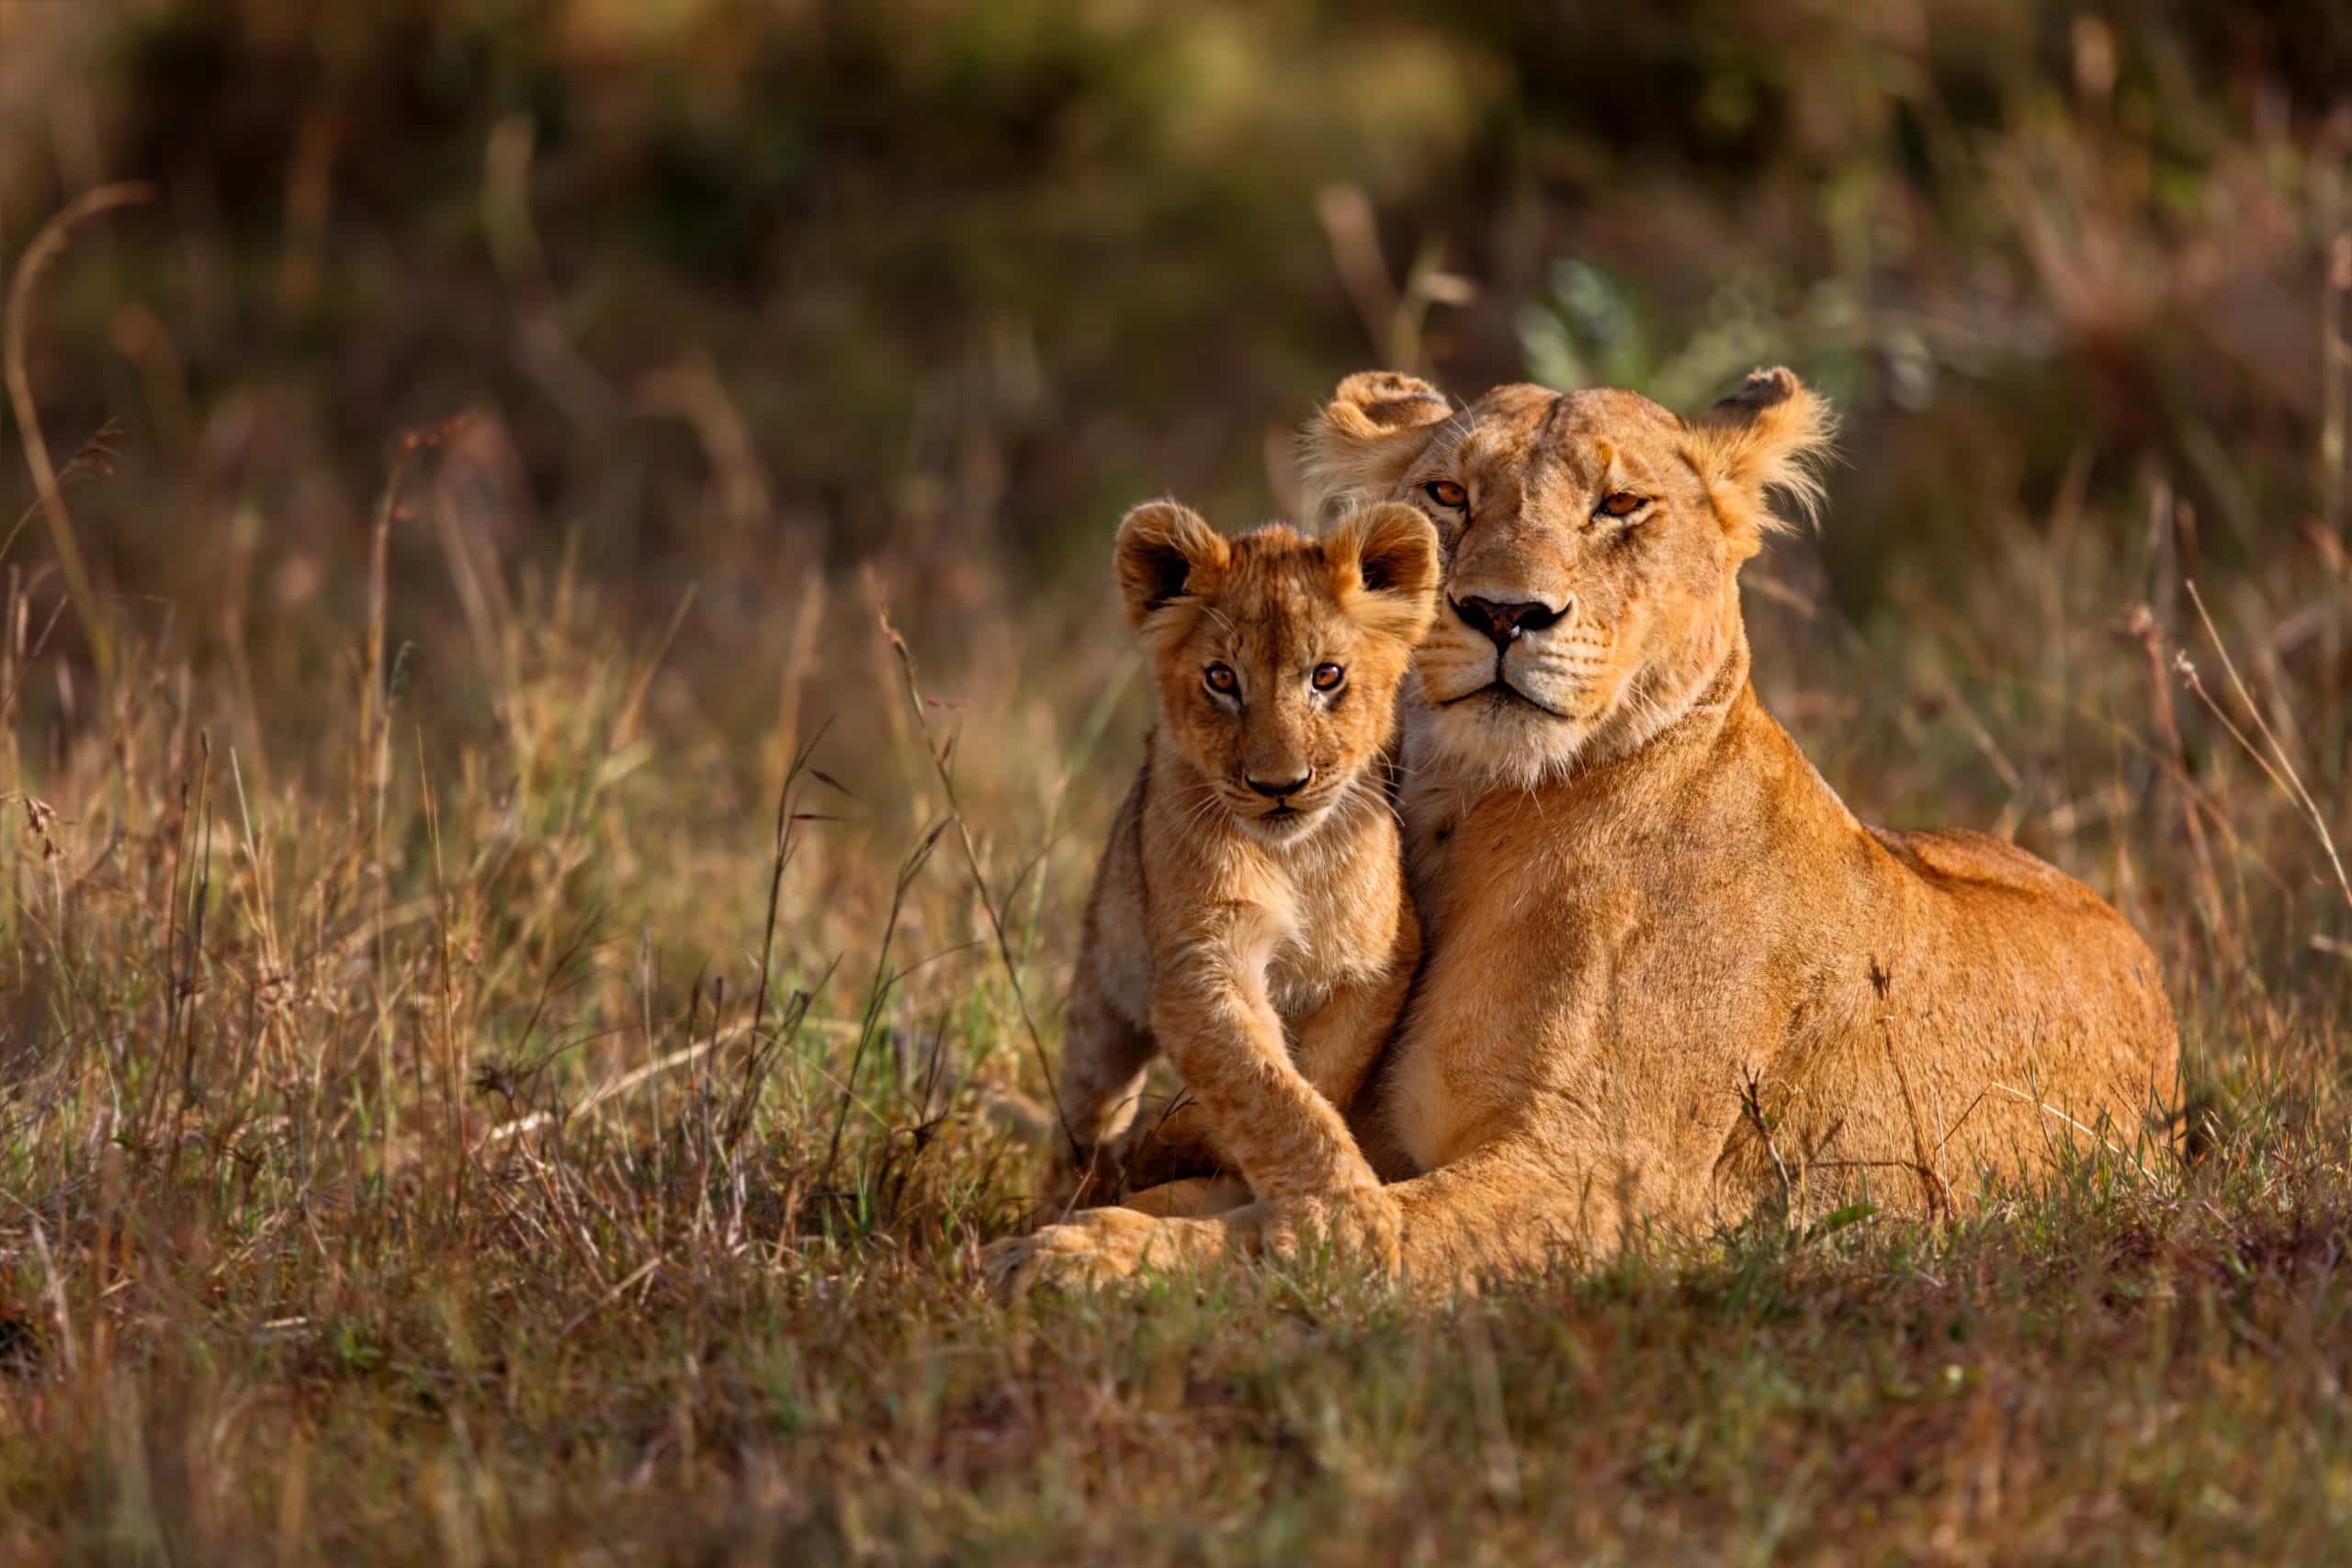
996 367 2180 1292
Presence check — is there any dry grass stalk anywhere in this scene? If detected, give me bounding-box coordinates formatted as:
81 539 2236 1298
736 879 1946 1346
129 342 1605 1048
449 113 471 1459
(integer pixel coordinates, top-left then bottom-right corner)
876 598 1078 1160
3 183 153 682
2179 581 2352 916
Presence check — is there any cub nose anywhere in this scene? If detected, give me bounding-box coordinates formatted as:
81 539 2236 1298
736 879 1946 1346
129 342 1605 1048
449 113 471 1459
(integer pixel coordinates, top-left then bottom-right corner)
1453 595 1563 649
1245 772 1313 799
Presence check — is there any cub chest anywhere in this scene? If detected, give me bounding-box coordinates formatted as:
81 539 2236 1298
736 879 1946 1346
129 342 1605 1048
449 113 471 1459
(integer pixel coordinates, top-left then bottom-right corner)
1259 849 1401 1023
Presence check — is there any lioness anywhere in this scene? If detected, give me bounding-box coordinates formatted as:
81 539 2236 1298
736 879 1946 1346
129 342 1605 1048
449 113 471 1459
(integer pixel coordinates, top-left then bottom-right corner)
1045 500 1439 1242
996 368 2179 1291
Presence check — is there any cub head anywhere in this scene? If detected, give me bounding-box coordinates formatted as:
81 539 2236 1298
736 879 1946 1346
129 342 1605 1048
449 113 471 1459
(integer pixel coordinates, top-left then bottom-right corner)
1114 500 1441 841
1304 367 1836 787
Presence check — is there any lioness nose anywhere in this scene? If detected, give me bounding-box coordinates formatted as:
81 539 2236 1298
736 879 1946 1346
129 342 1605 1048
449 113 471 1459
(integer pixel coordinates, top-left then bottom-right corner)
1245 772 1313 799
1453 595 1562 648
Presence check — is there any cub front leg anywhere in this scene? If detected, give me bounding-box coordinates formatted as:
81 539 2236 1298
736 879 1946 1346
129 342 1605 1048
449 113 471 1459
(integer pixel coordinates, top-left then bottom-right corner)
1148 930 1388 1232
1119 900 1418 1195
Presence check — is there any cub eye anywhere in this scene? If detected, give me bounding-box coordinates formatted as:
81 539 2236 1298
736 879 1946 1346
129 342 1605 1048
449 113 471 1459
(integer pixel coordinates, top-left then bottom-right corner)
1311 662 1345 693
1423 480 1468 509
1598 491 1648 519
1204 663 1238 694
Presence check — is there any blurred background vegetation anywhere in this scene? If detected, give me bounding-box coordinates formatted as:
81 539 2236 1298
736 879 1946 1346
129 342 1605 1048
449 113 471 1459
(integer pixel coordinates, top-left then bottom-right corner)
0 0 2344 898
5 1 2346 737
6 3 2352 1555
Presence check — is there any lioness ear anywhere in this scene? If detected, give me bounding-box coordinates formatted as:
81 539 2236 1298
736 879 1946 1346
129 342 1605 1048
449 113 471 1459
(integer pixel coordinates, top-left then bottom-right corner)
1325 502 1441 644
1114 500 1228 631
1302 371 1454 518
1679 367 1838 560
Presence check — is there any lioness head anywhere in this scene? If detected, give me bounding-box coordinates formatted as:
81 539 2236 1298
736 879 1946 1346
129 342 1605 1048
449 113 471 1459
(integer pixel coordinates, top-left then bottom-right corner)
1114 501 1440 841
1305 368 1835 786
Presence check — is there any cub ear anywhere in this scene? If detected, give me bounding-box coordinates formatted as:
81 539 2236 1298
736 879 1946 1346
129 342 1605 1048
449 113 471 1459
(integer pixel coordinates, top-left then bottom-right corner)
1679 367 1838 560
1325 502 1441 644
1301 371 1454 518
1114 500 1228 631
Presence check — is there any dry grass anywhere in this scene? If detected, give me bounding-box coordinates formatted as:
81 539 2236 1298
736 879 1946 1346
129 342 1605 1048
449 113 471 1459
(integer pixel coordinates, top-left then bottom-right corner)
0 395 2346 1562
3 2 2352 1561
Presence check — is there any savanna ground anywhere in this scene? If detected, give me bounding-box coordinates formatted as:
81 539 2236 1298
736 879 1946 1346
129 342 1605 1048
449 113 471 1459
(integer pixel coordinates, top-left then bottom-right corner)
2 1 2351 1561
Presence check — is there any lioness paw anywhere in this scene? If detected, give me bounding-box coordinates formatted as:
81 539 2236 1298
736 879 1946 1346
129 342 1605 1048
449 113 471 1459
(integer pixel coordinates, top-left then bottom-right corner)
1262 1188 1402 1274
980 1209 1175 1299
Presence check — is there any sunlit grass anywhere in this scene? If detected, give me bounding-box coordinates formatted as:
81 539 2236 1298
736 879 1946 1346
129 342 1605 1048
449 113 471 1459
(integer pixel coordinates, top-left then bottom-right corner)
0 433 2346 1559
1 0 2349 1559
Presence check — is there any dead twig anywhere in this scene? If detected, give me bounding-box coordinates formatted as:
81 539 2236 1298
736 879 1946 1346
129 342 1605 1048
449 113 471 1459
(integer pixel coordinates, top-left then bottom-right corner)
1736 1065 1796 1228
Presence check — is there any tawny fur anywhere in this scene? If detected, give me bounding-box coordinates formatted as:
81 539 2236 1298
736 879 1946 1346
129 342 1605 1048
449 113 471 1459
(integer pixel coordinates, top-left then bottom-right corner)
992 369 2180 1295
1039 500 1441 1255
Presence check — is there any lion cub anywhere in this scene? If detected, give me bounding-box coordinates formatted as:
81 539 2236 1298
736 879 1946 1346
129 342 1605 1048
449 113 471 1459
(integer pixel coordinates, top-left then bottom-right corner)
1052 499 1439 1220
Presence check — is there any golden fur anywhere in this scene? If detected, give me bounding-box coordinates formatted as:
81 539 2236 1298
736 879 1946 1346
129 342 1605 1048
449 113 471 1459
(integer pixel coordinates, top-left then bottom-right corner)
1024 500 1440 1254
994 368 2180 1293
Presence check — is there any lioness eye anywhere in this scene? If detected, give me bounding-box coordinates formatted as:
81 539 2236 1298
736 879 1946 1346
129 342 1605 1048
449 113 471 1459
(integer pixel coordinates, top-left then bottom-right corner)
1204 663 1238 694
1598 491 1647 519
1312 662 1344 692
1424 480 1468 509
